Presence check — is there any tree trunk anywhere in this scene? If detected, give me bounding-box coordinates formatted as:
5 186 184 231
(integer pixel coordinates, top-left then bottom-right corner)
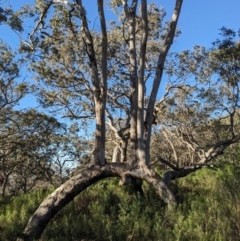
120 138 128 162
112 145 120 162
1 161 10 197
137 0 148 169
1 175 8 197
122 0 139 164
77 0 107 166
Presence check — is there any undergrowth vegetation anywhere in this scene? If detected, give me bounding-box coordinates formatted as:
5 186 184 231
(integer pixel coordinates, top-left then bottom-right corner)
1 163 240 241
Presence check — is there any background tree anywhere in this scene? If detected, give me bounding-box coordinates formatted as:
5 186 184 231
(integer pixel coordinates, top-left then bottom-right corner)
0 2 85 197
0 39 28 197
150 27 240 182
0 108 67 196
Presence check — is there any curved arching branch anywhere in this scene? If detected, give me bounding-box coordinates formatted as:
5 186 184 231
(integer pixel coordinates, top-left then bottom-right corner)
17 163 175 241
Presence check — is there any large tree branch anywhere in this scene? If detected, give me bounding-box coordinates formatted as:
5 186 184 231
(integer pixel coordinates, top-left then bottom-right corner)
162 163 216 186
198 134 240 164
76 0 105 165
137 0 148 167
22 1 53 50
107 91 130 115
122 0 139 163
159 135 240 185
145 0 183 163
156 156 179 171
163 129 179 165
17 162 175 241
97 0 108 91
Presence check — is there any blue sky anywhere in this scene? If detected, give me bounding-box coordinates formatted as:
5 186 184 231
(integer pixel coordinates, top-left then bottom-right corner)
168 0 240 51
1 0 240 108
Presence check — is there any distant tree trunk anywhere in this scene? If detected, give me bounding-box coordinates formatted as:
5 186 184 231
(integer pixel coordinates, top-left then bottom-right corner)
120 139 128 162
1 175 8 197
1 159 11 197
112 145 120 162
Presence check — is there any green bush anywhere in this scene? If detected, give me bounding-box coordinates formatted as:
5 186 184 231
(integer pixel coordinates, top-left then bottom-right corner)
0 188 53 241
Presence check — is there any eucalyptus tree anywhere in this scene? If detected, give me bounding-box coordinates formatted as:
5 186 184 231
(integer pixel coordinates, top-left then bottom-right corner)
0 1 88 196
15 1 240 240
16 0 183 239
0 41 27 113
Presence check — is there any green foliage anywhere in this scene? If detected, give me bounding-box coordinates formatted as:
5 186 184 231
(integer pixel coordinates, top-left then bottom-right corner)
1 166 240 241
0 4 23 32
172 165 240 241
0 188 53 241
0 107 67 196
